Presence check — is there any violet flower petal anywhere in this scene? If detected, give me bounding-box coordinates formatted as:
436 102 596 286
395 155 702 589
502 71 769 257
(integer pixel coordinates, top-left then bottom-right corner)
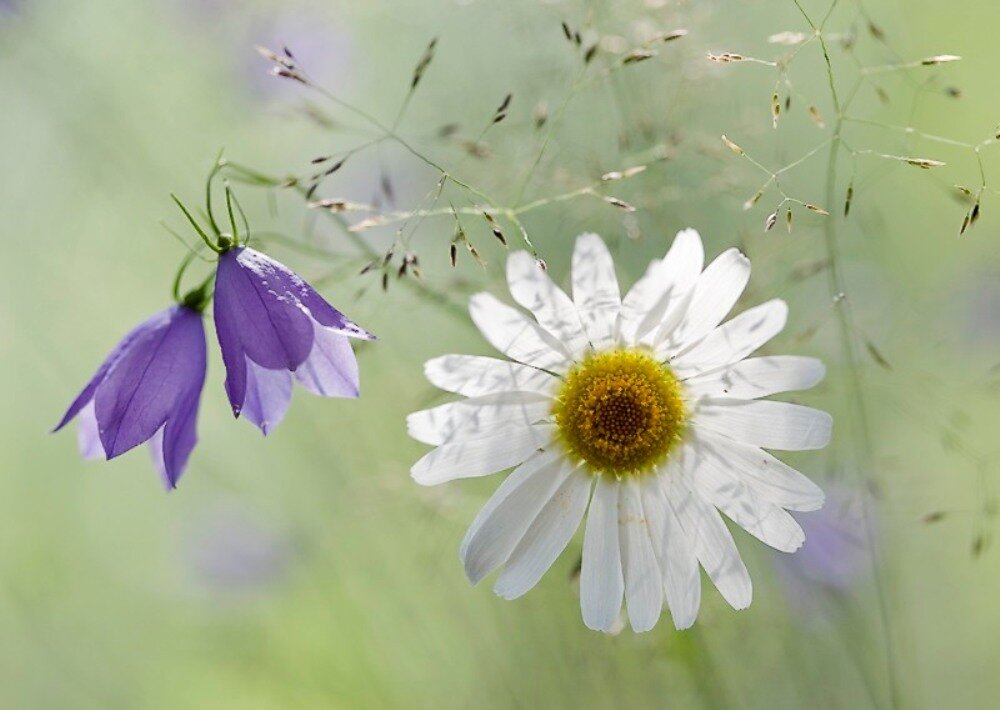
54 310 170 431
76 401 105 460
213 246 373 427
215 247 316 369
294 322 360 398
297 282 376 340
94 306 206 460
150 390 203 488
241 359 293 436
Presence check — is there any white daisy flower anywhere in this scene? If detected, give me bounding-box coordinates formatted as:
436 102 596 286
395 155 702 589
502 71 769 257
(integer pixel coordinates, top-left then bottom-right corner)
408 231 830 633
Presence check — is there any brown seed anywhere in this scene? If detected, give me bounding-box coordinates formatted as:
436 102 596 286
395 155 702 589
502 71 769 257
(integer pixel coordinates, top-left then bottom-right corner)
623 49 656 64
764 211 777 231
864 340 892 370
743 189 763 211
659 29 688 42
721 134 744 155
905 157 946 169
808 105 826 129
921 54 961 65
604 196 636 212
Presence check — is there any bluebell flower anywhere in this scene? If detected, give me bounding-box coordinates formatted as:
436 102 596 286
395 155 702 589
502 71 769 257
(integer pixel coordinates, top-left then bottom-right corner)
213 246 374 435
55 304 207 488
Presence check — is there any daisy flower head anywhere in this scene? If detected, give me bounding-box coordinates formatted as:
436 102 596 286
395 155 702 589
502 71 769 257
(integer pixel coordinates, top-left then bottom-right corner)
408 231 830 633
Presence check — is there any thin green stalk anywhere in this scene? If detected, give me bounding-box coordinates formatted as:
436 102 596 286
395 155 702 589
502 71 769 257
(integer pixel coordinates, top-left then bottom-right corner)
791 0 901 706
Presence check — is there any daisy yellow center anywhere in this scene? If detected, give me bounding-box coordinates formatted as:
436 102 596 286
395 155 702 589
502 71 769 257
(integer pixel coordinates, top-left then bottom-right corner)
553 350 686 478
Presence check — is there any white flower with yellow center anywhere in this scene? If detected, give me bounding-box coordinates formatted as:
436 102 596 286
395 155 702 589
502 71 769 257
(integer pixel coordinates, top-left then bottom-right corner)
408 231 830 632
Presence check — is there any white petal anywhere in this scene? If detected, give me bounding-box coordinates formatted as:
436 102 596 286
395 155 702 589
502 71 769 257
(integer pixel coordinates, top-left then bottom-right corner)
663 464 752 610
494 470 591 599
580 476 625 631
686 437 805 552
672 300 788 377
620 228 704 344
660 248 750 354
684 356 825 400
411 424 554 486
459 449 559 560
469 293 572 372
694 430 824 511
694 399 832 451
407 392 552 446
424 354 558 398
507 251 589 359
572 233 621 350
643 473 701 629
619 478 665 632
461 451 572 584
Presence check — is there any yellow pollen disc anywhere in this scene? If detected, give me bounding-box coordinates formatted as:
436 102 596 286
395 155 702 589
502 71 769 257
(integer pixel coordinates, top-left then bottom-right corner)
553 349 687 478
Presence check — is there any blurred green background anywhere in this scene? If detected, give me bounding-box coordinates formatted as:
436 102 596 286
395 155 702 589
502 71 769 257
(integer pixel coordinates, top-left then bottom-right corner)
1 0 997 707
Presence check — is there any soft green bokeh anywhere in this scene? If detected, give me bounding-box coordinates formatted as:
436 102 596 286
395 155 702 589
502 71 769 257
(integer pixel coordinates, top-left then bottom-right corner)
1 1 997 708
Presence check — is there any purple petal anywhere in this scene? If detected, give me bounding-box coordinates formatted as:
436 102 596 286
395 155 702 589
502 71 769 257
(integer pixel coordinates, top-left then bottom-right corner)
213 247 374 422
214 248 314 415
294 323 360 398
55 309 171 432
95 306 207 460
297 282 375 341
76 401 105 460
214 248 315 369
150 391 202 489
241 358 293 436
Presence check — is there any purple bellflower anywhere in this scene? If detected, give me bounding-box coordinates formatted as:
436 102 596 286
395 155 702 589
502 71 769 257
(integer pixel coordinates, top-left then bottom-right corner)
55 303 207 489
213 246 374 435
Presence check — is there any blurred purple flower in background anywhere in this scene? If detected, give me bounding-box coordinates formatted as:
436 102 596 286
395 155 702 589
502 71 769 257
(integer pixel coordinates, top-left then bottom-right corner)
953 271 1000 346
174 0 355 102
213 246 375 435
773 485 878 611
55 305 207 488
184 505 292 594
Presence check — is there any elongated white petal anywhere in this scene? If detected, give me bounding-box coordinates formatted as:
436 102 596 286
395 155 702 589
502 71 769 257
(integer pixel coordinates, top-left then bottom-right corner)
694 399 832 451
686 438 805 552
460 449 560 560
581 476 625 631
621 229 704 344
424 354 558 398
673 300 788 377
507 251 590 359
469 293 572 372
619 479 665 632
661 248 750 354
664 463 752 609
644 472 701 629
411 424 554 486
695 430 824 511
461 452 572 584
572 233 621 350
407 392 551 446
494 470 591 599
684 356 825 400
